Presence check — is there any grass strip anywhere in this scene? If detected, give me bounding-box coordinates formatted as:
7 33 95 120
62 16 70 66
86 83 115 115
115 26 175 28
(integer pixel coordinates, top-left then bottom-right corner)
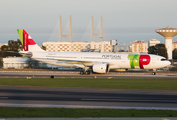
0 78 177 90
0 107 177 117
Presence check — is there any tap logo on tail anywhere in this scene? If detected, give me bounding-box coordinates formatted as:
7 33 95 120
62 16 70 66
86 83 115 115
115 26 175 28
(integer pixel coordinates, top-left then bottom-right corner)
17 29 36 51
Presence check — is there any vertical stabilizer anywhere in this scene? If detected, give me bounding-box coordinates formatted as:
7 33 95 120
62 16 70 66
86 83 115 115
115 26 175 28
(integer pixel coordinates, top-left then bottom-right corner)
17 29 44 51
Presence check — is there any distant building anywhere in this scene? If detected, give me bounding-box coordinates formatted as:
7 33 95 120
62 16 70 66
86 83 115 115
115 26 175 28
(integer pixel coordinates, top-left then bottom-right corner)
43 41 111 53
132 40 148 53
3 57 29 69
173 41 177 50
148 40 177 51
148 39 160 47
129 45 132 52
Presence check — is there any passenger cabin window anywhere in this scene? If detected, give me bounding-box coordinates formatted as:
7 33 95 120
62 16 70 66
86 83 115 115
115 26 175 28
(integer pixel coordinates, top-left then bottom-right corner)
161 58 167 61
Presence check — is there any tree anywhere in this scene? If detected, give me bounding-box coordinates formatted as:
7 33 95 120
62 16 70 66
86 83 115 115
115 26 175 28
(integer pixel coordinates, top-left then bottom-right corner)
7 39 23 52
41 45 46 50
0 39 23 57
173 48 177 59
148 44 168 59
148 46 156 54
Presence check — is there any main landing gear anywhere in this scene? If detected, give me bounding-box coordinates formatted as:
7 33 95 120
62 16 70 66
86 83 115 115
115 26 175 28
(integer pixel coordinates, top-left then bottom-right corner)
80 67 91 75
152 69 156 75
80 71 90 75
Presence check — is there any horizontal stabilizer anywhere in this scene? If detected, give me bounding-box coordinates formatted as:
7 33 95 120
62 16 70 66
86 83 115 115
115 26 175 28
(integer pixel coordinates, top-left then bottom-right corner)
18 51 33 55
6 51 19 54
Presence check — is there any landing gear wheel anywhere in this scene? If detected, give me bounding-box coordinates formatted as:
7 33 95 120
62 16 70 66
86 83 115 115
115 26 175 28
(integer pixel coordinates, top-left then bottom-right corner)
85 71 90 75
80 71 85 75
152 72 156 75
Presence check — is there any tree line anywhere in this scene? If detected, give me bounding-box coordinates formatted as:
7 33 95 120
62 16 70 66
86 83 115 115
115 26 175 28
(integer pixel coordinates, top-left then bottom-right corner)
0 39 23 57
0 39 46 58
0 39 46 68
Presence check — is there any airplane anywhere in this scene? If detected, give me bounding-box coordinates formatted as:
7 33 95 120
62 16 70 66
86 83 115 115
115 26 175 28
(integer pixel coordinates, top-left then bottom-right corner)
17 29 171 75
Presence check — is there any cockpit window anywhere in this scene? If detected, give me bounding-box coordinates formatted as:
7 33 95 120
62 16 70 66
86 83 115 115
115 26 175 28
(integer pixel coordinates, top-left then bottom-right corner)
161 58 167 61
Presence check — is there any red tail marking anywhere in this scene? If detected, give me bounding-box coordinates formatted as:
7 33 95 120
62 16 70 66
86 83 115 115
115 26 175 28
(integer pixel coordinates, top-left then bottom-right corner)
23 30 36 51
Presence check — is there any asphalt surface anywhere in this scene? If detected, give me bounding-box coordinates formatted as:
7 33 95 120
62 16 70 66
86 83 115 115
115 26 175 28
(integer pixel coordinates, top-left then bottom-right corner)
0 118 176 120
0 86 177 110
0 71 177 120
0 71 177 78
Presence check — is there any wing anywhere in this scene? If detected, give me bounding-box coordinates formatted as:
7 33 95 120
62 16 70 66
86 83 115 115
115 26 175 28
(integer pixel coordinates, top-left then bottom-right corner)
57 59 117 69
58 59 101 66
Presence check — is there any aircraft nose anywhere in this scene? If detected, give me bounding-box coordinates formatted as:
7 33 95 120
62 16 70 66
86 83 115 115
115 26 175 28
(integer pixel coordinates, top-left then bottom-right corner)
166 61 171 66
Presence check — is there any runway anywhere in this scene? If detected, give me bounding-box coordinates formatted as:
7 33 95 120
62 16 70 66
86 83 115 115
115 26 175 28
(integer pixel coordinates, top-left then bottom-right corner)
0 118 177 120
0 86 177 110
0 71 177 78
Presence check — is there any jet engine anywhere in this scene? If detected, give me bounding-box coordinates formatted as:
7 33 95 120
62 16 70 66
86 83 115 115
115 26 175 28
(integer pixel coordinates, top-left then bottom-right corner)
92 63 109 73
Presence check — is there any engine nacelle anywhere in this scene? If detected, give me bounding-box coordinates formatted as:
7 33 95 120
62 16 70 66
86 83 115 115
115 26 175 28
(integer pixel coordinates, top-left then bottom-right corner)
92 63 109 73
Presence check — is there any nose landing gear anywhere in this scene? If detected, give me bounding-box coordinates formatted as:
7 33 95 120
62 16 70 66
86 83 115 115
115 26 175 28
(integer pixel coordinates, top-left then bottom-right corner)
152 72 156 75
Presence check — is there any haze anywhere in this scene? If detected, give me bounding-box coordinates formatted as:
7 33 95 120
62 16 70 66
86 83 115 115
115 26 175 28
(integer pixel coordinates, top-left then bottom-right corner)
0 0 177 45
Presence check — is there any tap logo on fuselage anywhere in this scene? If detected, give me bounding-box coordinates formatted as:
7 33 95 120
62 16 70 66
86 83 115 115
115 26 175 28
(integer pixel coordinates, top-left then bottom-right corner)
128 54 150 69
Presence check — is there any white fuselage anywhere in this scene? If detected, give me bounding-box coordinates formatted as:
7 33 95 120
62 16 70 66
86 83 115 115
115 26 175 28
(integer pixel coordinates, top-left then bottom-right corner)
31 51 171 70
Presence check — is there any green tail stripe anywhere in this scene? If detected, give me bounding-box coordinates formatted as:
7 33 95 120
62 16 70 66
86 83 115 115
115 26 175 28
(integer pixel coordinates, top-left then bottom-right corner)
17 29 23 45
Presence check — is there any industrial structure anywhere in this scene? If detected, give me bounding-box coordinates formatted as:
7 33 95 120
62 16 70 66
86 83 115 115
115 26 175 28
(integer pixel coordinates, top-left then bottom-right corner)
156 26 177 59
91 16 103 42
43 15 112 53
59 15 72 42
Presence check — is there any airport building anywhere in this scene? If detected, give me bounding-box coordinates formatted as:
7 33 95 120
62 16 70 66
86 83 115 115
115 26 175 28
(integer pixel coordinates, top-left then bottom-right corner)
43 41 111 52
132 40 148 53
2 57 75 69
3 57 29 69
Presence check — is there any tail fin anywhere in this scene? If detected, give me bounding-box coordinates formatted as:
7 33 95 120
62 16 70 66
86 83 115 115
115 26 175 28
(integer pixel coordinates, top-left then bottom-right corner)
17 29 44 51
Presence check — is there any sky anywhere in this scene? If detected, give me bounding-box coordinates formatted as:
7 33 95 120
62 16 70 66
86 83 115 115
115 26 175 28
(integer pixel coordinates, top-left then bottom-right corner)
1 0 177 45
